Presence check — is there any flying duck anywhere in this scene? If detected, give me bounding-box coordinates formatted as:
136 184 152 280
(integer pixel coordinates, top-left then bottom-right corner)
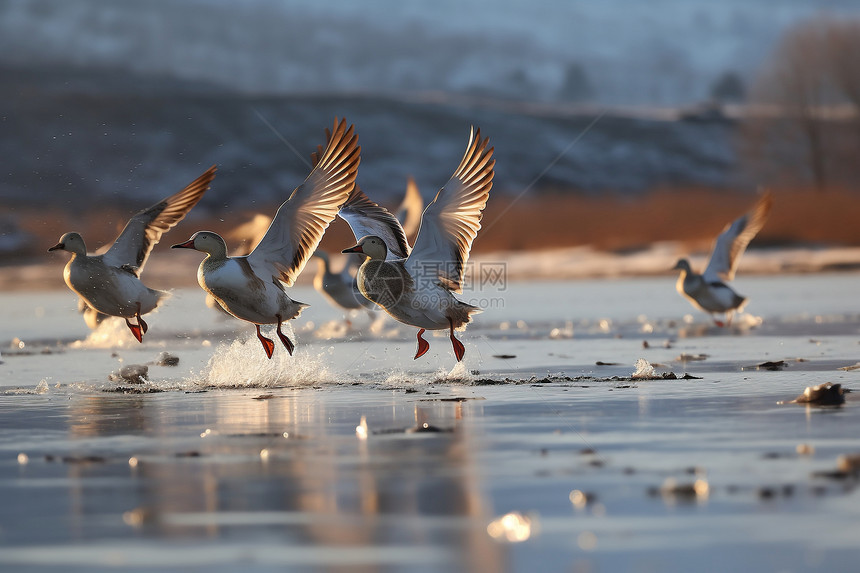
673 191 773 326
49 166 216 341
341 127 494 361
171 118 360 358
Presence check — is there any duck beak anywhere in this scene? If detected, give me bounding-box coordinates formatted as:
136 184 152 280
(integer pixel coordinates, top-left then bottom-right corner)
342 244 364 254
171 239 196 249
47 242 64 252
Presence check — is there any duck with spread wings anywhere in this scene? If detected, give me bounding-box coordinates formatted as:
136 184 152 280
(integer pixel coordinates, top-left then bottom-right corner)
171 119 360 358
341 127 494 361
673 191 773 326
49 166 216 341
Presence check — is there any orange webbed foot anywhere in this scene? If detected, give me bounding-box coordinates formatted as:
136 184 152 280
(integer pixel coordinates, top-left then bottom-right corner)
256 325 275 359
276 316 295 356
450 336 465 362
125 318 144 343
448 318 465 361
414 328 430 360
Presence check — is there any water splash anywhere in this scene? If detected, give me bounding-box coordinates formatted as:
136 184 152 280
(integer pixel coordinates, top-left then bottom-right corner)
200 329 334 388
371 362 474 390
438 361 472 383
70 317 140 349
382 369 424 389
632 358 656 379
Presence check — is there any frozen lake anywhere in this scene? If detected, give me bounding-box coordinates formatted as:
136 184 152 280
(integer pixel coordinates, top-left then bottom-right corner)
1 274 859 571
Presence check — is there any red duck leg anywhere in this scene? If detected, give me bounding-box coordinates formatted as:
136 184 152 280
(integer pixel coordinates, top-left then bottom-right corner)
256 324 275 359
125 303 147 343
275 315 295 356
414 328 430 360
448 318 465 362
125 318 144 343
136 304 148 335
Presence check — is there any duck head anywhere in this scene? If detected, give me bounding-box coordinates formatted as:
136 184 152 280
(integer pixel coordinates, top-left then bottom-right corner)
48 232 87 256
171 231 228 258
342 235 388 261
672 258 692 273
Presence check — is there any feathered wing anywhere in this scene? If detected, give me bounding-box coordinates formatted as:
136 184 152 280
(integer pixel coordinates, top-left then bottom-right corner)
405 127 494 293
102 165 216 274
310 130 410 261
703 190 773 282
339 186 411 260
247 118 360 286
397 176 424 241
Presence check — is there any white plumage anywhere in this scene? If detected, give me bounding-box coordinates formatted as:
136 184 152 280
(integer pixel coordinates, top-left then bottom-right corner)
674 191 773 326
49 166 216 341
342 127 494 361
172 119 360 358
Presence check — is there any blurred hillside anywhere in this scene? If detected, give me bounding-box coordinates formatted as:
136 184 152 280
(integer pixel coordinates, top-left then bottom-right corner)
1 1 860 264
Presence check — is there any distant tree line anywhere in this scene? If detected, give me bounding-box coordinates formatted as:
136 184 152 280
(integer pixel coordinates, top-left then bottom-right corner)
742 16 860 192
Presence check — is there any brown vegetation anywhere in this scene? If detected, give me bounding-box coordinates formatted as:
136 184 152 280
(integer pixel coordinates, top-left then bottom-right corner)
6 184 859 291
13 185 860 262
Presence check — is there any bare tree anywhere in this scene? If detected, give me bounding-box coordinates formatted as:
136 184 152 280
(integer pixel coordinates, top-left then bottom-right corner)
827 20 860 110
742 17 860 192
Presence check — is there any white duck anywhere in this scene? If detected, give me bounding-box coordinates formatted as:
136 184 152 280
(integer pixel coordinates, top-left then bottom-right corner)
342 127 494 361
171 118 360 358
673 191 773 326
311 178 421 319
301 138 410 320
48 166 216 341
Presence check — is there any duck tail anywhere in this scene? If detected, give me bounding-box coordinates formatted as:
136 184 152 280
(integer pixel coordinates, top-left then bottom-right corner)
154 288 172 306
450 300 482 331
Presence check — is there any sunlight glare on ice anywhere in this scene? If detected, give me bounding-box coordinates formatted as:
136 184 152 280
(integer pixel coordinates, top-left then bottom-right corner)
487 511 538 543
356 416 368 440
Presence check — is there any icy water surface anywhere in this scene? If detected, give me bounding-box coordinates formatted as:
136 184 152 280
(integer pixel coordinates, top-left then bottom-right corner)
1 274 860 572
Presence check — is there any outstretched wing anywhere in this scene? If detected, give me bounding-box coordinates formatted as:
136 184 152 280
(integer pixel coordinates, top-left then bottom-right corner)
247 118 360 286
703 190 773 282
102 165 216 274
339 186 410 260
311 131 409 261
405 127 494 293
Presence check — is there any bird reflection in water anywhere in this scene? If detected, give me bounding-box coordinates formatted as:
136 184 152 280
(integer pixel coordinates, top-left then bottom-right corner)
62 390 506 571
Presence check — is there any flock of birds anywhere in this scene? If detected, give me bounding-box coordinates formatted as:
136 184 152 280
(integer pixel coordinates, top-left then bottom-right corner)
48 118 773 363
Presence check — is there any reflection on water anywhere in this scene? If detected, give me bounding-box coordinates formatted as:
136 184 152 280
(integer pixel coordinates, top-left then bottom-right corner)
3 334 860 572
50 391 505 571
